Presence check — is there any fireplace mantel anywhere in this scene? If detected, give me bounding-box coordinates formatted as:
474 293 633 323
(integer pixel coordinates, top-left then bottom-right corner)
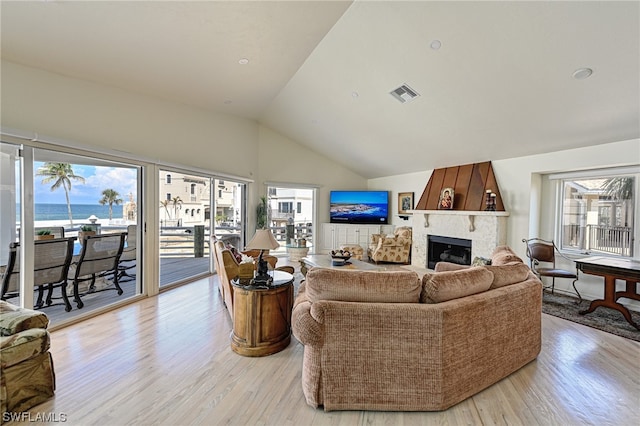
411 210 510 232
410 210 509 270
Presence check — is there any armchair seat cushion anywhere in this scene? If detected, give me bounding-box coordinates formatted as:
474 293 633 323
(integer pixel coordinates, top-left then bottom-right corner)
0 299 49 335
0 301 55 414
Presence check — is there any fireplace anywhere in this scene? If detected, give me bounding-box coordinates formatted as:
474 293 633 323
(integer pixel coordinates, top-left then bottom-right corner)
427 235 472 269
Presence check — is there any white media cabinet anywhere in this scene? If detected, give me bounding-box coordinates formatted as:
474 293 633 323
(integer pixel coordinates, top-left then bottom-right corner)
319 223 394 257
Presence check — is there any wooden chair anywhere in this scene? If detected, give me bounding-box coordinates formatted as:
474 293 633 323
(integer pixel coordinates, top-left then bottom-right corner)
71 233 126 309
522 238 581 302
1 237 76 311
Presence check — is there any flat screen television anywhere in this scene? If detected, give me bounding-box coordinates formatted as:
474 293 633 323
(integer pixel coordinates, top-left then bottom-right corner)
330 190 389 224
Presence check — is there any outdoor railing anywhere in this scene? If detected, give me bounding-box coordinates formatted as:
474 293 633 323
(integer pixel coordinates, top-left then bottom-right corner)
563 224 632 257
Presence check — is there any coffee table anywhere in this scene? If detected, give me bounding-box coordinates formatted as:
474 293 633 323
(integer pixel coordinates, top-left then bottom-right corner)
300 254 383 276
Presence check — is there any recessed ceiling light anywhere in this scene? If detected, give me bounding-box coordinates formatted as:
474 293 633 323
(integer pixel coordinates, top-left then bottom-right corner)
238 58 249 65
352 91 359 98
430 40 442 50
573 68 593 80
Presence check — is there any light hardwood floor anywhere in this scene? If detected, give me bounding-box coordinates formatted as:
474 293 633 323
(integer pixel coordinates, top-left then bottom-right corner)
13 272 640 426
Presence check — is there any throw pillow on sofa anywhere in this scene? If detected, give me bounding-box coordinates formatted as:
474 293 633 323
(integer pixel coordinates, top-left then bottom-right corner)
421 266 493 303
305 268 421 303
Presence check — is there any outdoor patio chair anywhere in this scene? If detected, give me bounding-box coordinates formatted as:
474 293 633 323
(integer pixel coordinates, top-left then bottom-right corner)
117 224 137 282
1 237 76 311
71 233 126 309
522 237 581 302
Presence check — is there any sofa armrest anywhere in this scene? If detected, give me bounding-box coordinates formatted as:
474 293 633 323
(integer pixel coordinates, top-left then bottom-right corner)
292 301 324 346
0 301 49 336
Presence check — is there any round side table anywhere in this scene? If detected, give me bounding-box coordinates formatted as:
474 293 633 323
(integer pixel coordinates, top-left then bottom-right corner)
230 270 294 357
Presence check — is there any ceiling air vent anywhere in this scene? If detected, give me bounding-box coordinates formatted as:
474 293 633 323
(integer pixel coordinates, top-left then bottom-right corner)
390 84 419 103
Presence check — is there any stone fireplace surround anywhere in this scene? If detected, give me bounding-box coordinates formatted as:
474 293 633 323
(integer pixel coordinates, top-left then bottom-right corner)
411 210 509 270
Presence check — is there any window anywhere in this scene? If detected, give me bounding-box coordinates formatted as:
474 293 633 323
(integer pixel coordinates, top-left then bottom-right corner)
556 170 636 257
166 174 172 184
279 202 293 213
297 202 302 214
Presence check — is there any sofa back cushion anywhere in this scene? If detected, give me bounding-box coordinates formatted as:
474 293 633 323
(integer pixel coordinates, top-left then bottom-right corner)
485 263 532 288
491 245 524 266
421 266 493 303
305 268 421 303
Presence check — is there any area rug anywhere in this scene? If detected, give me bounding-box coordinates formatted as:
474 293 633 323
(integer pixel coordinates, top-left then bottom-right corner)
542 291 640 342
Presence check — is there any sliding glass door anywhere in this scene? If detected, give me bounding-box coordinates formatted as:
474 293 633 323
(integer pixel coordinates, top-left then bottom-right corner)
158 170 246 287
0 141 143 327
266 184 316 256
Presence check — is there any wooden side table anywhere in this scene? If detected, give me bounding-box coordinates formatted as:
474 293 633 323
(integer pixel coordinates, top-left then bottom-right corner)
230 270 294 356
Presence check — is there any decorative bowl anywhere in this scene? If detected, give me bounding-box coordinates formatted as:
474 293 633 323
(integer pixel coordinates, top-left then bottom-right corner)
330 249 352 265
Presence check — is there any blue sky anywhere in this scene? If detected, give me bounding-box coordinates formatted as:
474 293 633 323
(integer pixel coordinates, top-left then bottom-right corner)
33 162 138 204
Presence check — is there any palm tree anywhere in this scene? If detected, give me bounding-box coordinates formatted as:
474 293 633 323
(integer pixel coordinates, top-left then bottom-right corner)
98 189 123 220
601 177 633 200
36 162 85 226
160 199 172 219
171 196 183 221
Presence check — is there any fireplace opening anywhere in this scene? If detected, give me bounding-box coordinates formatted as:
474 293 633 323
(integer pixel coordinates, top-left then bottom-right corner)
427 235 472 269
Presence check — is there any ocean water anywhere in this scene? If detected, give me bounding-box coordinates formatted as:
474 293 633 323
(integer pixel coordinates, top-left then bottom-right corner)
17 203 124 222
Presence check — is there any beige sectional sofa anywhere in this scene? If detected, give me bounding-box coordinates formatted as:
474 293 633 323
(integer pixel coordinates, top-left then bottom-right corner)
292 246 541 411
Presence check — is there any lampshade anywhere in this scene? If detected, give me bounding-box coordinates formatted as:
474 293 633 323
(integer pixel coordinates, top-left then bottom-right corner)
246 229 280 251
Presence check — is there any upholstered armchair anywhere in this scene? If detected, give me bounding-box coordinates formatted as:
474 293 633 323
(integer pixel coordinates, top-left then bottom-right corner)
212 240 279 318
0 301 56 414
368 226 412 264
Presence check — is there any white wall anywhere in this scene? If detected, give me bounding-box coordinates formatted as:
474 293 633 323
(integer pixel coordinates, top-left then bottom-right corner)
257 125 368 226
1 60 367 234
369 138 640 305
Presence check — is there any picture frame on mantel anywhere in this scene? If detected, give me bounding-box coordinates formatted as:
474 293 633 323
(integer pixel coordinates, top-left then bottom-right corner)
398 192 414 215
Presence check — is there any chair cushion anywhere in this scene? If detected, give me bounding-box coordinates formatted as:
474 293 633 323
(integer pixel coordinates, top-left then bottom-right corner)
421 267 493 303
536 267 577 278
305 268 421 303
0 302 49 336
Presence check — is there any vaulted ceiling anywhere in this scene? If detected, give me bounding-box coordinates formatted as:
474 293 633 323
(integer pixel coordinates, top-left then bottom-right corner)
2 1 638 179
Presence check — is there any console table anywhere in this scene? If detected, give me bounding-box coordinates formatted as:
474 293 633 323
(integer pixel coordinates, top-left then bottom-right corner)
575 256 640 330
230 270 294 356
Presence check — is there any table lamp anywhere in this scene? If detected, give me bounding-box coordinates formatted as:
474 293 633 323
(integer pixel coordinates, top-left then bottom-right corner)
245 228 280 284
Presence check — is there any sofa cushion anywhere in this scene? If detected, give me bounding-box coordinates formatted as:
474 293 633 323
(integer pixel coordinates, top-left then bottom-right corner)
485 263 532 288
491 246 524 266
305 268 421 303
421 266 493 303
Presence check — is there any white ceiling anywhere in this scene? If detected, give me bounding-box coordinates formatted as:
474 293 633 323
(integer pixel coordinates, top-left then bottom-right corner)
2 1 639 179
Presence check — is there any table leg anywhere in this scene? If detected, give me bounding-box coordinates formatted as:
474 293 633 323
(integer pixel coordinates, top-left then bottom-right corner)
615 280 640 302
579 276 640 330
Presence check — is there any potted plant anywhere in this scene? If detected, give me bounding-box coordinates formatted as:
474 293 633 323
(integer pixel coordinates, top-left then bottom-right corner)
256 196 268 230
35 229 54 240
78 225 96 245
